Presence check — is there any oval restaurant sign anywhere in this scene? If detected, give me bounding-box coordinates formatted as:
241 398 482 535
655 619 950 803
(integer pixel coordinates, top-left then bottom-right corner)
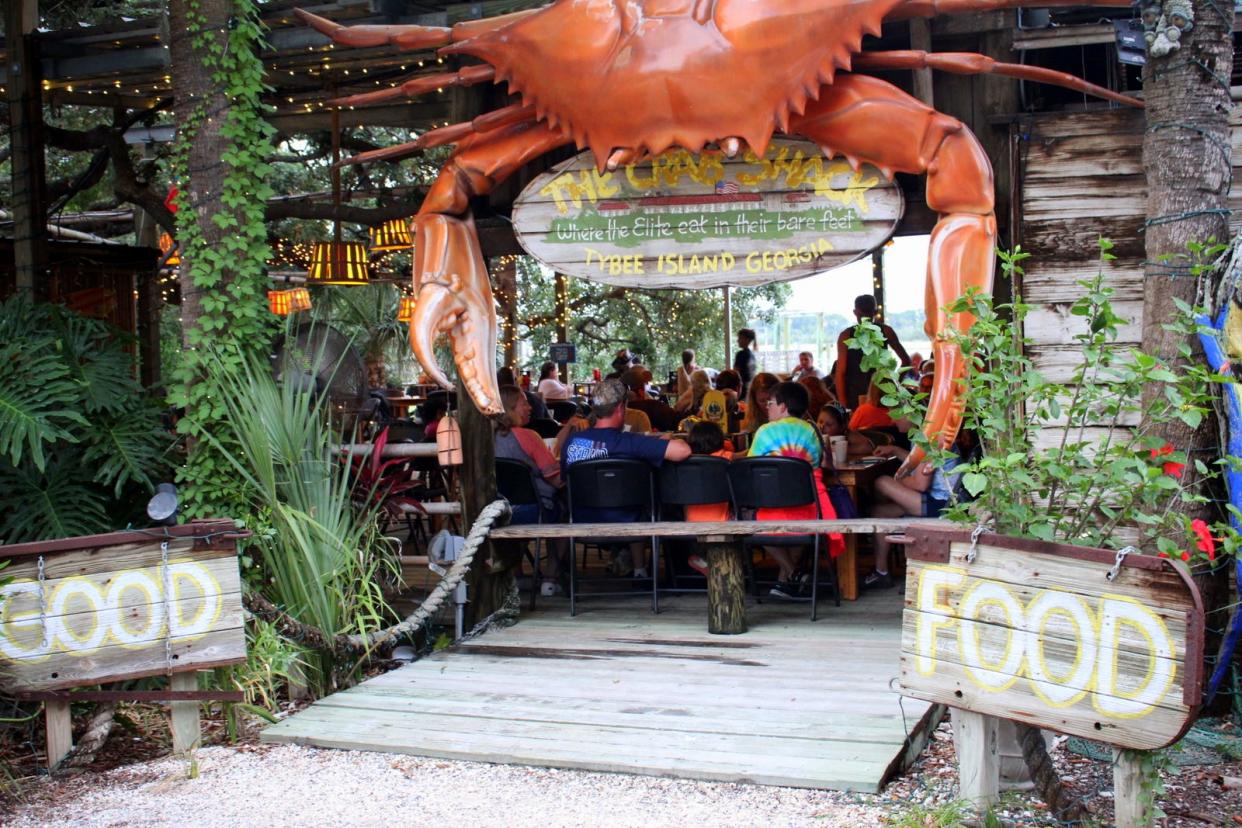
899 527 1204 751
511 138 904 289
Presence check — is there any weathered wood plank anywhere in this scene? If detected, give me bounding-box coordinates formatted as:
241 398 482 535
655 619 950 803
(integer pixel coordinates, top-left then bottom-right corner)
490 517 947 540
2 626 246 692
169 671 200 755
263 594 927 793
44 697 72 770
953 710 1000 810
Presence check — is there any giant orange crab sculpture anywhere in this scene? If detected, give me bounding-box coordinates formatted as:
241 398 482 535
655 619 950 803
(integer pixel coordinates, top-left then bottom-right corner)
297 0 1141 469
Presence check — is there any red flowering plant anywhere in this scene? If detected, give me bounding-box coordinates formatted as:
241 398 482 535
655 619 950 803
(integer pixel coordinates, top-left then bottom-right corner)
855 241 1238 565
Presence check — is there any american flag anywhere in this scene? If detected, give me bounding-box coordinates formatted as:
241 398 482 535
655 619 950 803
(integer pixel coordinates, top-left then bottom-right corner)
715 180 739 195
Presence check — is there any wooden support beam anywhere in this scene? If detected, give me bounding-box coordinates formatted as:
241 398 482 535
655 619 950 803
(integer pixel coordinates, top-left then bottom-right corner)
135 143 162 388
555 271 569 384
953 710 1000 811
909 19 934 107
44 697 73 771
1113 749 1153 828
6 0 49 293
704 539 747 635
168 671 201 755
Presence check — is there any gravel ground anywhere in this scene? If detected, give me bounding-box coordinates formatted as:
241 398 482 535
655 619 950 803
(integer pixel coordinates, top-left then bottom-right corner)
6 716 1241 827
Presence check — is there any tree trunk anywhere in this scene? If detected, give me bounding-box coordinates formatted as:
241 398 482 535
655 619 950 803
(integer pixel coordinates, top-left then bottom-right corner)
168 0 231 352
1141 0 1235 710
705 540 747 634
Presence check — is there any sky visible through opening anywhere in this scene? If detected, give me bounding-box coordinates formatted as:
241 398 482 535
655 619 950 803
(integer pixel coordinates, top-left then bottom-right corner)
751 234 931 375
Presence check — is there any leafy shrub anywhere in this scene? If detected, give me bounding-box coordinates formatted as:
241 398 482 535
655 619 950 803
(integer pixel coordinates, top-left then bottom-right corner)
852 242 1233 562
0 295 175 543
203 347 399 694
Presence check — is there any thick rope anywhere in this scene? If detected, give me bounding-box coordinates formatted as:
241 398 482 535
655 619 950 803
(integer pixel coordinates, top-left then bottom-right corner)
243 499 511 658
345 498 510 652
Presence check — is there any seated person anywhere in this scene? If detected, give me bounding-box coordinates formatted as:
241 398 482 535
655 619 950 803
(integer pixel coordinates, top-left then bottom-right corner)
848 379 896 431
817 402 876 458
494 386 574 593
680 420 733 577
673 369 712 414
864 429 976 589
622 366 679 431
417 393 449 440
498 366 549 420
748 381 844 600
561 379 690 579
536 361 571 401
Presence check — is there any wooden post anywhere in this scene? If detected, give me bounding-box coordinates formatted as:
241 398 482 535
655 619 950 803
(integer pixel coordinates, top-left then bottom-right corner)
908 19 934 107
555 271 569 383
703 538 747 635
169 671 201 755
135 143 163 388
953 709 1000 811
5 0 49 294
44 697 73 770
722 286 732 364
1113 749 1153 828
459 387 515 625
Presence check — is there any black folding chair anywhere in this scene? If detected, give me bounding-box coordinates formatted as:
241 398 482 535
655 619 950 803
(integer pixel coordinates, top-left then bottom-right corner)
657 456 733 596
566 458 658 616
728 456 840 621
527 417 562 439
495 458 545 611
549 401 579 422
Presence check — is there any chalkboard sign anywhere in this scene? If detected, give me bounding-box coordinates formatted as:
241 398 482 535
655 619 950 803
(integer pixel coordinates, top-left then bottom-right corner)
550 342 576 364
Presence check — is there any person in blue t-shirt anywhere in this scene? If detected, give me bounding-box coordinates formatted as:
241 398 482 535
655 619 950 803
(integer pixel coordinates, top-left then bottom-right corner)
561 378 690 579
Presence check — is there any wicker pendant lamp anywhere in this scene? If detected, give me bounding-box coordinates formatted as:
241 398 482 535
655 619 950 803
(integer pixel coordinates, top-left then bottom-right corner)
369 218 413 252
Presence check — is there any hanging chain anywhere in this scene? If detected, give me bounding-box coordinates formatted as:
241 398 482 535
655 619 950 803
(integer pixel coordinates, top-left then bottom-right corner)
160 541 174 673
36 556 50 651
1107 546 1137 582
965 522 991 564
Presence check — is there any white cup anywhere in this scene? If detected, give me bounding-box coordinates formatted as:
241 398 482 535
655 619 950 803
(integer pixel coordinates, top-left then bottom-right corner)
830 436 848 467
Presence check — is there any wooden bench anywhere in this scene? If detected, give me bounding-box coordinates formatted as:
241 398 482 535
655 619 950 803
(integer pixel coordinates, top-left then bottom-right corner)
490 518 949 633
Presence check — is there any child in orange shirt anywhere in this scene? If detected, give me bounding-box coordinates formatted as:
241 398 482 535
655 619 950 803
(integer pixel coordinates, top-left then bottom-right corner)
683 420 732 575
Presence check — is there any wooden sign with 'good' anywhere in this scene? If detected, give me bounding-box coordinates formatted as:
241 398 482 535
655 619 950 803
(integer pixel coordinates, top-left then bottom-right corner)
0 521 248 691
512 139 903 289
898 527 1203 751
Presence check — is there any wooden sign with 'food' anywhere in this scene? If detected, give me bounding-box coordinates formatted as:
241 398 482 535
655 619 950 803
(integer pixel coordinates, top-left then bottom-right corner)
0 521 248 692
898 527 1203 751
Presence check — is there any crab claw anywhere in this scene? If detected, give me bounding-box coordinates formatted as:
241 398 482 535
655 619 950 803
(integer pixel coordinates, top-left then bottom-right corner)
409 213 502 415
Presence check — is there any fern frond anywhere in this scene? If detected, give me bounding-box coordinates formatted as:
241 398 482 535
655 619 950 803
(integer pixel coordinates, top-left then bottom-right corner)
84 406 174 496
0 340 88 469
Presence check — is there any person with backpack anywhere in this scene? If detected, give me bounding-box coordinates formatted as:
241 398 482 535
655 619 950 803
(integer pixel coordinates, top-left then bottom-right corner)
862 429 978 589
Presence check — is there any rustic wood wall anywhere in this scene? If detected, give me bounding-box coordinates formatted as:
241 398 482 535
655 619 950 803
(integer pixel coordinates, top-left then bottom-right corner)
1017 106 1242 449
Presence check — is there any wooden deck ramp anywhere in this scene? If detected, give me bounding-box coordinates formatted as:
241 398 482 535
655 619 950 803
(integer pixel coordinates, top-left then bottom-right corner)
261 592 936 792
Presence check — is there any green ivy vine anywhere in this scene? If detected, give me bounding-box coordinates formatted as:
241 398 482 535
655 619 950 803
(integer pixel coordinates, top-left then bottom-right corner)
169 0 277 517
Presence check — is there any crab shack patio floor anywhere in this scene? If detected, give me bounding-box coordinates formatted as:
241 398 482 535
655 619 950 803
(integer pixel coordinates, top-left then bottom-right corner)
260 589 935 793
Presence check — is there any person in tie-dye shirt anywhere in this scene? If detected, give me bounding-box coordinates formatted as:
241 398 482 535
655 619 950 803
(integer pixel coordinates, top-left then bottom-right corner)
748 381 825 599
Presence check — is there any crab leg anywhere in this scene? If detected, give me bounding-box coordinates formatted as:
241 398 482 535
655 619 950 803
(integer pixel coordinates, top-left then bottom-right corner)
852 51 1144 109
790 74 995 472
335 104 537 168
411 121 571 415
329 65 496 109
294 8 538 51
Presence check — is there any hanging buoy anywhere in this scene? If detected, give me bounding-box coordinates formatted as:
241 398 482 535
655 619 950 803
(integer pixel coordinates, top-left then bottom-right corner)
436 414 463 466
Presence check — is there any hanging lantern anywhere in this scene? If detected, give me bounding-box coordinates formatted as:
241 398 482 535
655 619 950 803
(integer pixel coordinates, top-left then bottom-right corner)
306 241 370 285
369 218 414 252
397 294 417 323
158 232 180 267
267 288 313 316
287 287 312 312
436 414 463 466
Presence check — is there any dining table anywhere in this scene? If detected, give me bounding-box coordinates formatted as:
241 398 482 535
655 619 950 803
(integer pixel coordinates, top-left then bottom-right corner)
828 455 899 600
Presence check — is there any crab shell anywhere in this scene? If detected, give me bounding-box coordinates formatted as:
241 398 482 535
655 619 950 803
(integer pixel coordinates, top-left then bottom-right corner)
445 0 908 164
